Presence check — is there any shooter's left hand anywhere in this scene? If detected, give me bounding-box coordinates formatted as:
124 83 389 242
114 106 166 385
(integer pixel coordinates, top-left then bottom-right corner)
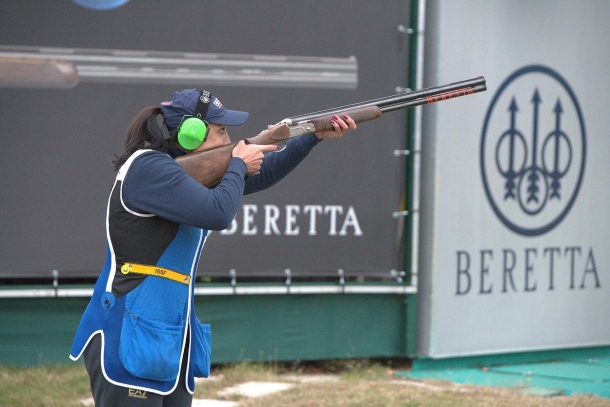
315 114 357 139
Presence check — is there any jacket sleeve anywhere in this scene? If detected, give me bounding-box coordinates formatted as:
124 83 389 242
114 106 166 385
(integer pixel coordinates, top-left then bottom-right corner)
244 133 321 195
121 151 247 230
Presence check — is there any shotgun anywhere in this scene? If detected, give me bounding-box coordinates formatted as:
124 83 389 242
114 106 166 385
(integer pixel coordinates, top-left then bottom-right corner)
177 76 487 187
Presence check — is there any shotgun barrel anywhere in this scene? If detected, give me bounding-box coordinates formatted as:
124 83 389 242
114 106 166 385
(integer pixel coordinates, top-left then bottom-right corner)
284 76 486 125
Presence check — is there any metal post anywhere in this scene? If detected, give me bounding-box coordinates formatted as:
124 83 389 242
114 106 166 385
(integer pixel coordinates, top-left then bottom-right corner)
284 269 291 294
403 0 426 358
230 269 237 294
52 269 59 297
411 0 426 300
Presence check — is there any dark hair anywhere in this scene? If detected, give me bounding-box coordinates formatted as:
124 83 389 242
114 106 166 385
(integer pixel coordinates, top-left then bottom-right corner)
112 106 177 171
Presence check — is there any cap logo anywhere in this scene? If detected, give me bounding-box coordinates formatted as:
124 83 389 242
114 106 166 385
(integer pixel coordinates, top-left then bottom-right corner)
200 90 211 104
213 98 223 108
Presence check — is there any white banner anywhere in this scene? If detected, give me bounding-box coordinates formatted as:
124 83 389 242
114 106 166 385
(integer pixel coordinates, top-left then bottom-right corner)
418 0 610 357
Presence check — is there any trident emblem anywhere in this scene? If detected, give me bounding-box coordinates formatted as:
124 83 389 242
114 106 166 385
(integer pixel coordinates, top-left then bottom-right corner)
496 89 572 215
480 65 586 236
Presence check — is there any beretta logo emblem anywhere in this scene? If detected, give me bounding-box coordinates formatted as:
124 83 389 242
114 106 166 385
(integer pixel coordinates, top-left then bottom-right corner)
480 65 586 236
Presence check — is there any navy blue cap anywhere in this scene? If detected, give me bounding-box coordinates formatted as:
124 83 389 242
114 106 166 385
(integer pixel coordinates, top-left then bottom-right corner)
160 88 249 129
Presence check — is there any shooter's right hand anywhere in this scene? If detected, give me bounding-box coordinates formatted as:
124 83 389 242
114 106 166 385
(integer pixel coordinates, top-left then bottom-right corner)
232 141 279 174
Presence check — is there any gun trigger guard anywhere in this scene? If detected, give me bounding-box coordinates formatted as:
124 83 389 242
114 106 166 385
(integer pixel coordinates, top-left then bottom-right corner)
274 141 287 153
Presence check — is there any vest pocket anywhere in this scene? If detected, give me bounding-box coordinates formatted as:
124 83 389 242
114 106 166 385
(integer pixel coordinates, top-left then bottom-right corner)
192 322 212 378
119 310 185 381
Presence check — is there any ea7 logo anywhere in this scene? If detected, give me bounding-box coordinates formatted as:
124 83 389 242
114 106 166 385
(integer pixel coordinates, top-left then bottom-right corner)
480 65 586 236
128 389 148 399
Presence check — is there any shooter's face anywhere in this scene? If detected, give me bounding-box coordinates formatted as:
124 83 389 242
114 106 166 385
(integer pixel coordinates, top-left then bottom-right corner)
189 123 231 154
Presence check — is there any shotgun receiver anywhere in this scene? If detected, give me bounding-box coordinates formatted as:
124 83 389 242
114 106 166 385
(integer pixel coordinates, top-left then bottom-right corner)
176 76 487 187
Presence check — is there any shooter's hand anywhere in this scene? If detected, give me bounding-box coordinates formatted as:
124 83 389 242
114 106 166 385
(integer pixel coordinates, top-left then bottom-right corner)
315 114 357 140
232 141 279 173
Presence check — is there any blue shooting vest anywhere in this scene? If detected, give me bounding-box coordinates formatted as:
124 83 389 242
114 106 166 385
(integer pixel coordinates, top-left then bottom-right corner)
70 150 211 395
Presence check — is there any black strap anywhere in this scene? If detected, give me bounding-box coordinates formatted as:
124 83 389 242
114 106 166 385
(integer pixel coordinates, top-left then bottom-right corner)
155 114 171 140
194 90 211 121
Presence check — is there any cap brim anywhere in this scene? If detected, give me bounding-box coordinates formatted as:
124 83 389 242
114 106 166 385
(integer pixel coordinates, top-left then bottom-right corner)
210 109 249 126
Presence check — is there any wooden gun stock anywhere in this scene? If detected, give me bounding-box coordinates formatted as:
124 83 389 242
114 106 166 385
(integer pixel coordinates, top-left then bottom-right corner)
176 143 236 188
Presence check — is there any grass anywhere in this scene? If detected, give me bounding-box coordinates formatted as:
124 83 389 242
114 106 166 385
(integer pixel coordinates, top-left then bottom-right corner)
0 364 91 407
1 360 609 407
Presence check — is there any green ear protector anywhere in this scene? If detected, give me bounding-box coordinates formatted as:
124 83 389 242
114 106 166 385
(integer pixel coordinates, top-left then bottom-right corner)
159 90 212 150
177 116 209 150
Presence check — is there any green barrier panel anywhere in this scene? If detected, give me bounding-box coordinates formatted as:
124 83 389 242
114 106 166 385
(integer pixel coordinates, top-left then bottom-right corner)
0 297 89 366
195 293 407 363
0 291 409 366
412 346 610 371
